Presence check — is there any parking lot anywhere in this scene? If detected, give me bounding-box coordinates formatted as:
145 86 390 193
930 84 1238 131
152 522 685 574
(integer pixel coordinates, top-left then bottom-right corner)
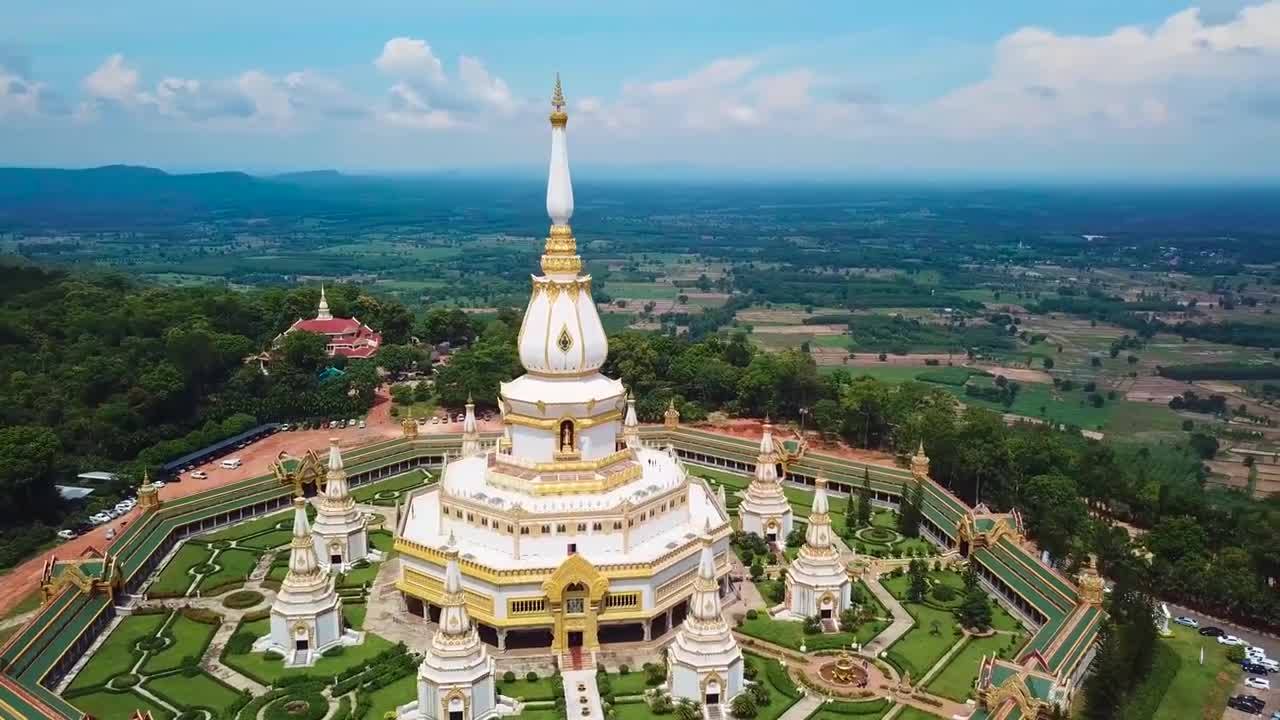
1172 605 1279 718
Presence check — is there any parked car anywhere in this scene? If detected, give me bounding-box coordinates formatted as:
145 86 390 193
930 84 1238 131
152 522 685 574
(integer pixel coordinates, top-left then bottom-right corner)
1246 646 1267 658
431 417 440 425
1257 659 1280 672
1199 626 1224 637
349 418 358 426
152 480 165 489
1230 695 1266 713
279 423 291 431
1219 635 1246 646
191 470 208 480
358 420 366 428
89 513 111 525
56 529 77 540
1244 662 1273 675
1174 616 1198 628
1246 678 1272 691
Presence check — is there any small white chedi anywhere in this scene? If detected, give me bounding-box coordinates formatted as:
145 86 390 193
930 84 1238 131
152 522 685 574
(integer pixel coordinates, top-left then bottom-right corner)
667 524 744 707
783 478 851 624
254 497 363 665
737 422 794 544
310 438 374 571
398 549 505 720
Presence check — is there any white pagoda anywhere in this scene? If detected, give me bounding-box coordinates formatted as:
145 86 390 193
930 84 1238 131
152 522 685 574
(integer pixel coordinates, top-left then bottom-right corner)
395 76 730 657
256 498 362 665
399 551 501 720
784 478 851 624
461 396 482 458
667 527 744 708
738 422 793 544
311 439 371 571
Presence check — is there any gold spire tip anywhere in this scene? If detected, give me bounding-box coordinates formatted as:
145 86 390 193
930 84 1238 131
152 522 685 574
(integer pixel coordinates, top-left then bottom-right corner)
552 73 565 110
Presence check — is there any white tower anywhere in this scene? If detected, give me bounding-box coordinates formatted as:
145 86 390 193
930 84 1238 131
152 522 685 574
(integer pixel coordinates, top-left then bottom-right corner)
668 531 744 708
461 395 481 458
311 438 370 571
400 552 499 720
737 422 793 543
317 284 332 320
784 478 851 624
257 497 361 665
622 392 641 449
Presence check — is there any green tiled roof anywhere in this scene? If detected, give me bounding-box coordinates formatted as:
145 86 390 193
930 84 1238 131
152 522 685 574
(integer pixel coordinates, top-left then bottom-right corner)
972 548 1064 622
1047 606 1103 675
994 537 1077 607
987 542 1074 613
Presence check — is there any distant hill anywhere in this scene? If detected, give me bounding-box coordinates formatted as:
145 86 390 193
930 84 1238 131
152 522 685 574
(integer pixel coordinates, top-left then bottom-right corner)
0 165 337 229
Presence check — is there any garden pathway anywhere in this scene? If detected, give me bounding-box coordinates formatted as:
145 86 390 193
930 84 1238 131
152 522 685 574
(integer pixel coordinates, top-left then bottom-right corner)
361 556 433 654
916 634 969 686
562 669 604 720
860 576 913 656
777 693 823 720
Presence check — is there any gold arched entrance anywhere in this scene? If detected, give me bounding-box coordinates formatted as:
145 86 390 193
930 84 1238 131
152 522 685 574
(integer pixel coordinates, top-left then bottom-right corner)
541 554 609 652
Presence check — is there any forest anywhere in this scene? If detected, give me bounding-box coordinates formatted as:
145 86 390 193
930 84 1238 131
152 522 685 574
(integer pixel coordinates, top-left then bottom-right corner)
0 264 413 567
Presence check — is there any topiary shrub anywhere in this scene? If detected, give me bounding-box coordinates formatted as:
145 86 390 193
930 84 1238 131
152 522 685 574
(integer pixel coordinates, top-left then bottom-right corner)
526 671 539 682
223 590 265 609
745 609 758 621
618 663 630 675
731 693 757 719
503 670 517 683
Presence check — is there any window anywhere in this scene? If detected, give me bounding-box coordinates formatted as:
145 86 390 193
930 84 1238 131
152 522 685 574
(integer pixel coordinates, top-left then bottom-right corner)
577 523 587 532
542 524 552 534
481 517 488 527
557 523 567 533
567 543 577 555
592 522 602 532
466 513 474 522
520 527 530 535
613 521 622 530
507 524 514 534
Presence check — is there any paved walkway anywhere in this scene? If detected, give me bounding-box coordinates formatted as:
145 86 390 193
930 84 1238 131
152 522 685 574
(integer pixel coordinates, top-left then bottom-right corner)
861 575 913 656
362 556 433 654
777 693 823 720
562 669 604 720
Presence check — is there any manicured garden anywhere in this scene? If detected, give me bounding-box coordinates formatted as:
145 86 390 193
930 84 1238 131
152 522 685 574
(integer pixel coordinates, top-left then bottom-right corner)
351 468 432 505
884 603 963 680
222 616 394 684
923 633 1013 701
738 613 888 651
496 674 560 701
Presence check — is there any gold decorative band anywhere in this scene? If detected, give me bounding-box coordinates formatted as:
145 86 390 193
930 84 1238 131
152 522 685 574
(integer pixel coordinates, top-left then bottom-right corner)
550 111 568 127
505 409 622 430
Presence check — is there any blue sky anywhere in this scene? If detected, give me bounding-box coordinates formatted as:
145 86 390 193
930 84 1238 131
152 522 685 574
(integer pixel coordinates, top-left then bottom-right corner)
2 1 1278 178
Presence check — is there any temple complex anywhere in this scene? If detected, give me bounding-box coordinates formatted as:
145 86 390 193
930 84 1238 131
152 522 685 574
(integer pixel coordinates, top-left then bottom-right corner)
394 76 731 663
274 285 383 359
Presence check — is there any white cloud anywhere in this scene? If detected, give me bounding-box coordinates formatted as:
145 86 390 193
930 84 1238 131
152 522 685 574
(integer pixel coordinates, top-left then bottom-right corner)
925 2 1280 136
83 54 139 102
373 36 521 129
0 50 61 118
76 54 361 128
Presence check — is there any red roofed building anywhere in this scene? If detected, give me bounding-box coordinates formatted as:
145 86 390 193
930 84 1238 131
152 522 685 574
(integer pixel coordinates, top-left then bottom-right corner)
275 286 382 359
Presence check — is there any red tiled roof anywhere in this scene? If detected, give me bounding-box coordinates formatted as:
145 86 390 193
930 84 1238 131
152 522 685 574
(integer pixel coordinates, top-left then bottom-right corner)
292 317 363 334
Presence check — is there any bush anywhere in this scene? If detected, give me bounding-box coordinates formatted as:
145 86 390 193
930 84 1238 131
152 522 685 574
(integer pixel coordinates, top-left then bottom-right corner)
223 590 265 609
646 663 666 686
503 671 517 682
618 664 630 675
1227 646 1246 663
932 585 957 602
731 693 757 719
748 682 771 706
526 671 539 682
745 609 758 621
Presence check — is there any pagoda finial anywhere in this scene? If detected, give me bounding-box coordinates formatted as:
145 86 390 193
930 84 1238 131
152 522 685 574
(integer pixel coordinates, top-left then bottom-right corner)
552 72 565 112
316 284 332 320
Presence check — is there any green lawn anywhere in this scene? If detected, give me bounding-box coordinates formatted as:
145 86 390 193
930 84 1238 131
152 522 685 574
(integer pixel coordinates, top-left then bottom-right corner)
361 672 417 720
369 529 394 553
990 603 1025 633
885 604 963 680
351 469 430 504
894 709 945 720
197 548 261 593
924 633 1009 702
496 676 559 701
738 615 886 651
142 612 220 674
344 602 368 629
201 511 292 543
71 690 174 720
147 671 243 716
223 618 393 683
339 561 380 588
608 670 651 696
1135 626 1239 720
614 704 660 720
149 543 212 597
67 613 167 690
745 653 801 720
238 529 295 551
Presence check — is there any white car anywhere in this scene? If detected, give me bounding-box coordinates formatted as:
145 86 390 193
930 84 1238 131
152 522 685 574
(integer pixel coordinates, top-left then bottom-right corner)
89 513 111 525
1218 635 1245 646
1245 646 1267 657
191 470 208 480
56 529 76 540
349 418 358 426
1174 616 1198 628
1245 677 1271 691
1258 659 1280 672
358 420 366 428
152 480 165 489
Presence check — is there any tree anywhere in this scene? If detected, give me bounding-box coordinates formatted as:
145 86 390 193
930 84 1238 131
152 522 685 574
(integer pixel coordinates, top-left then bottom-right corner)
0 426 62 523
907 560 928 603
730 693 757 719
1020 473 1088 565
278 330 329 375
858 469 873 527
956 588 992 631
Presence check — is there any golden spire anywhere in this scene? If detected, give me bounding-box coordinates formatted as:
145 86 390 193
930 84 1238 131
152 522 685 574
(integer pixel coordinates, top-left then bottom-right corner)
550 72 568 127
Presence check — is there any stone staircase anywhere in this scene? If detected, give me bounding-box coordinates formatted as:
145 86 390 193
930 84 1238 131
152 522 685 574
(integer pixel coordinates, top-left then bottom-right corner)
705 703 724 720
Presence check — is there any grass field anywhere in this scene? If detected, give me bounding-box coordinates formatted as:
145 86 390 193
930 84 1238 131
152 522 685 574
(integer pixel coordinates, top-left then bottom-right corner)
67 613 167 690
147 671 243 716
142 612 220 674
885 603 963 679
149 543 212 597
71 690 174 720
1127 626 1239 720
745 653 801 720
197 548 260 592
738 615 888 651
201 509 294 543
238 529 294 551
924 633 1010 701
495 676 559 701
351 468 430 504
361 672 416 720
